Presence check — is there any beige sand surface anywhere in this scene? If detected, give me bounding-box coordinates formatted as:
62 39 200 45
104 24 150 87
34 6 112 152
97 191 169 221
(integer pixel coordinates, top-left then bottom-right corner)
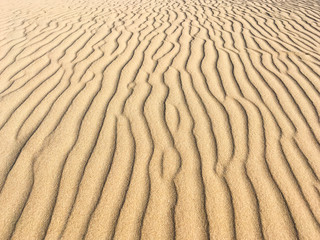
0 0 320 239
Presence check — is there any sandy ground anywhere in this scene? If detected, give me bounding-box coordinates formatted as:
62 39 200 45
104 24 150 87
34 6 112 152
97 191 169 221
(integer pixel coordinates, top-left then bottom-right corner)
0 0 320 239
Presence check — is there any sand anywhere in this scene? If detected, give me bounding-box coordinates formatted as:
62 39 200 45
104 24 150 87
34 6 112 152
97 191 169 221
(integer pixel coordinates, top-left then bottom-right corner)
0 0 320 239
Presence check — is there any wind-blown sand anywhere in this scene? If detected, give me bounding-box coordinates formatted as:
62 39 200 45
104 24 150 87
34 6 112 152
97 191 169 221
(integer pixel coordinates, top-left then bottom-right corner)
0 0 320 239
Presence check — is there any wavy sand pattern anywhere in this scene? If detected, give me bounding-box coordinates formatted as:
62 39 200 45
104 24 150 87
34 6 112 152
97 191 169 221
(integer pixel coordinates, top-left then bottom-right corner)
0 0 320 239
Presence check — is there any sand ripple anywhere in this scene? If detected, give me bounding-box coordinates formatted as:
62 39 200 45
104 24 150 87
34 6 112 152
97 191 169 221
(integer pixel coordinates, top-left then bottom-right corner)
0 0 320 239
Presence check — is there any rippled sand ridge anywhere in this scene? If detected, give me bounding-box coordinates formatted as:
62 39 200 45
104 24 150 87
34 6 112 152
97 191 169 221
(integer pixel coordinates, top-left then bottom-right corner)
1 0 320 239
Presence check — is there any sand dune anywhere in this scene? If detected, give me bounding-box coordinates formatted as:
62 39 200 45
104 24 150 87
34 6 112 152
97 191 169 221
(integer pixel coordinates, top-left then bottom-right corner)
0 0 320 239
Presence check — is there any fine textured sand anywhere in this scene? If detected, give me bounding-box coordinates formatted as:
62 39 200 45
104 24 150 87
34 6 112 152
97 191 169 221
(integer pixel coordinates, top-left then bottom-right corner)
0 0 320 239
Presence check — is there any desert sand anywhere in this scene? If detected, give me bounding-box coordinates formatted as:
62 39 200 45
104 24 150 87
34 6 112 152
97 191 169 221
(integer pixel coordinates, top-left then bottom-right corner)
0 0 320 239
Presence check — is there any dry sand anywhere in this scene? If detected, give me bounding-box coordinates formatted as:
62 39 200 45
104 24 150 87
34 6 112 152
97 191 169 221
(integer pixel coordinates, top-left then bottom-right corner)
0 0 320 239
